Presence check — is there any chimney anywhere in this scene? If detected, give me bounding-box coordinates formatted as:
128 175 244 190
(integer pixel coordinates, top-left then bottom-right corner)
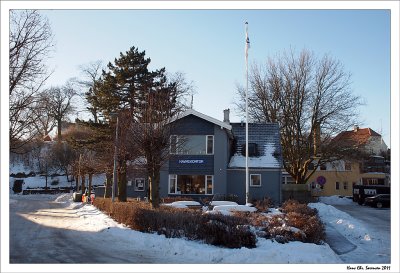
223 109 230 123
353 125 359 132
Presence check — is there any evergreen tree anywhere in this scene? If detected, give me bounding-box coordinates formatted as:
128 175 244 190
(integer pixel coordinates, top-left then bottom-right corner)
95 46 191 205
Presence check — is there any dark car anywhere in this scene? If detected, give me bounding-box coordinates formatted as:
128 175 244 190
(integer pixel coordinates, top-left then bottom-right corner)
364 194 390 208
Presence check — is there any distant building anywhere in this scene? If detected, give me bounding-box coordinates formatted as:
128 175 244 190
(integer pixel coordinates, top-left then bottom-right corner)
304 126 390 197
332 125 388 155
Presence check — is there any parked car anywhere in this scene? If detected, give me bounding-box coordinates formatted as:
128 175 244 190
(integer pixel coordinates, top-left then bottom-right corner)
364 194 390 208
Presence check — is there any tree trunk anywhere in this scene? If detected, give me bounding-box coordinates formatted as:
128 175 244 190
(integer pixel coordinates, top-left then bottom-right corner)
149 169 160 208
81 174 86 194
118 160 127 202
57 118 62 141
75 175 79 191
104 172 112 198
88 173 93 197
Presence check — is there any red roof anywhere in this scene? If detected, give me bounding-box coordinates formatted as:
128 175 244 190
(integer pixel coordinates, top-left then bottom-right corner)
333 127 381 147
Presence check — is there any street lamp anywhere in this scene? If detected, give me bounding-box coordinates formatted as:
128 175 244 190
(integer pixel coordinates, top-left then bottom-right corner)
110 112 119 202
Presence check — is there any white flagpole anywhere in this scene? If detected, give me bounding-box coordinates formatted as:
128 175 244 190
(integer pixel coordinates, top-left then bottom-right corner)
245 22 250 204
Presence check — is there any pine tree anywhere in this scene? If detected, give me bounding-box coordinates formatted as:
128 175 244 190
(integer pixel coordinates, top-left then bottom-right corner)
94 46 191 205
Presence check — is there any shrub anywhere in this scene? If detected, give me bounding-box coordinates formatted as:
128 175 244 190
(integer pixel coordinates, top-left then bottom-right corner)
161 196 194 204
285 212 325 244
92 198 256 249
281 199 317 216
51 179 59 186
253 196 274 212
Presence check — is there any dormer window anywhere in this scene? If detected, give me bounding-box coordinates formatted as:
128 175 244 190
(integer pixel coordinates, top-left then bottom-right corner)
241 143 259 157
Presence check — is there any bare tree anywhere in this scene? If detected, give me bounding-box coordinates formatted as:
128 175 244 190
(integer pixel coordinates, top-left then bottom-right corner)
9 10 55 151
236 49 363 184
31 91 57 138
51 141 76 183
126 74 191 208
44 80 77 140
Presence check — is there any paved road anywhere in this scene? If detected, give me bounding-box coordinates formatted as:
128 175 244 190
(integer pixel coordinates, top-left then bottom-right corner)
9 197 190 264
332 203 390 234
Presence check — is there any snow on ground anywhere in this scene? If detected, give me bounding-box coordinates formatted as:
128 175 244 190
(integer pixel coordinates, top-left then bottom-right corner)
309 202 371 243
318 195 354 205
210 200 238 206
9 173 106 192
212 204 257 213
8 193 342 266
309 196 391 264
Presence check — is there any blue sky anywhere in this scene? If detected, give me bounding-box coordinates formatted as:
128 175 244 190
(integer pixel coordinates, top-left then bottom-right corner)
36 8 391 146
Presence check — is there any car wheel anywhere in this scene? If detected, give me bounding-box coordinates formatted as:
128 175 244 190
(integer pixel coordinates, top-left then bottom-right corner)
376 202 383 208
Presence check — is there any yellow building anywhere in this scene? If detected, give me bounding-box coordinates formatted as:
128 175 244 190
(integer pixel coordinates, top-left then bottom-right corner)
306 159 387 197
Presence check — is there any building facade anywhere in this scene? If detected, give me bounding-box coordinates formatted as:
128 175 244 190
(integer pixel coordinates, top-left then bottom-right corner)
124 109 283 204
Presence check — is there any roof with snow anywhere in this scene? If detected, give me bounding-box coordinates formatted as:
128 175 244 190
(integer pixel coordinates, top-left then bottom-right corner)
170 109 232 130
228 123 282 168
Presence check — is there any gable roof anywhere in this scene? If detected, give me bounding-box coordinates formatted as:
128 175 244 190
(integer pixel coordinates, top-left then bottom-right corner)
333 127 381 147
228 123 282 168
171 109 232 130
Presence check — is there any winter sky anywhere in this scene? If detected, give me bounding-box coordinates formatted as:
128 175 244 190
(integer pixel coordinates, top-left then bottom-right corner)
1 1 399 149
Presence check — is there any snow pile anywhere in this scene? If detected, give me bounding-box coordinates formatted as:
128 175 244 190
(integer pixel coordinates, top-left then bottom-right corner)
319 195 353 205
309 203 371 242
213 205 257 213
263 208 283 216
54 193 73 203
210 201 238 206
162 201 201 208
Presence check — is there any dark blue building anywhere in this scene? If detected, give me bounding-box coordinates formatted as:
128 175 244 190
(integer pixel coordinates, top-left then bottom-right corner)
126 109 283 204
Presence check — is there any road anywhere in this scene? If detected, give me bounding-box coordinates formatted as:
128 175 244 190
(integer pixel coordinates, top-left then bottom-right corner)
9 196 191 264
332 203 390 235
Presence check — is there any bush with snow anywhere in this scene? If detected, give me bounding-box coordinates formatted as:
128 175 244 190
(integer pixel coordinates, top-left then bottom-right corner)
93 198 256 249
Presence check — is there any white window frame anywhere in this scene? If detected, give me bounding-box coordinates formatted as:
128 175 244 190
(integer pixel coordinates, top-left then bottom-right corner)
206 135 214 155
205 175 213 195
250 174 262 187
134 178 145 192
169 174 177 194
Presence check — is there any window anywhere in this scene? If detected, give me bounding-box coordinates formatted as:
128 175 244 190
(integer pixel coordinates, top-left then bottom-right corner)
170 135 213 155
169 174 213 195
169 175 177 194
241 143 258 157
368 178 378 185
206 175 213 194
335 182 340 190
134 178 145 191
343 182 348 190
206 135 214 154
250 174 261 187
345 162 352 171
320 164 327 171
